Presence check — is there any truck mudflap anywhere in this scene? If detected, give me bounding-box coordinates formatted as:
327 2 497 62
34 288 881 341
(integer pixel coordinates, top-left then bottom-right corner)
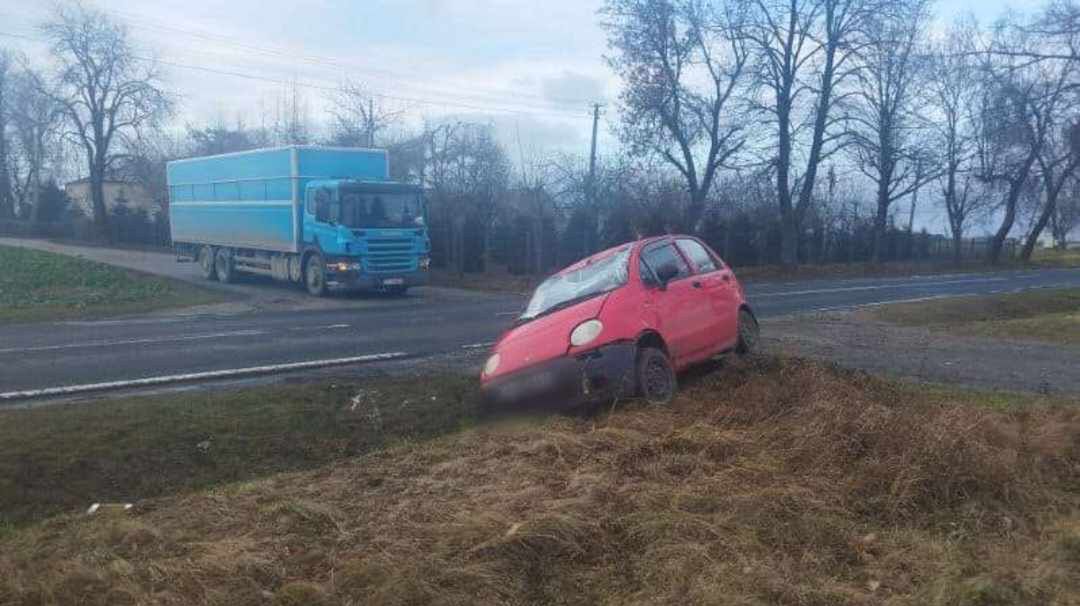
481 340 638 409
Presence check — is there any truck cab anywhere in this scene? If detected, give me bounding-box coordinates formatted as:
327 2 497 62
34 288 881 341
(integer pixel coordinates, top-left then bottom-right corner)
302 180 430 294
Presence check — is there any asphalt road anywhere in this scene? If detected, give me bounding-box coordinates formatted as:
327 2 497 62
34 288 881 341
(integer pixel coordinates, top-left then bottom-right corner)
2 238 1080 401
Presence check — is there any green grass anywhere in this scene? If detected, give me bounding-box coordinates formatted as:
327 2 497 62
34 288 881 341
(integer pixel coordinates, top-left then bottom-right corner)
0 374 479 527
0 244 226 323
869 287 1080 345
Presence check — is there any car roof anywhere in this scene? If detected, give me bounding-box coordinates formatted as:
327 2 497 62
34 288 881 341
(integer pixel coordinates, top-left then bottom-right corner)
553 235 694 276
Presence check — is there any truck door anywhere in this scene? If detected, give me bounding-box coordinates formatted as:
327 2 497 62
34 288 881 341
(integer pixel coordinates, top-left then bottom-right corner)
304 186 337 250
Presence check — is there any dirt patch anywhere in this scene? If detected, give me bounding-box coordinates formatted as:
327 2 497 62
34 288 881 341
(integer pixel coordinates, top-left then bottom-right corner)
765 310 1080 394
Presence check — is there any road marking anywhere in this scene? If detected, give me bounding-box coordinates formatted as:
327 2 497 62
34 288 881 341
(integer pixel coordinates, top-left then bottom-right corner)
287 323 352 331
752 277 1008 298
0 352 409 402
0 330 268 355
461 342 495 350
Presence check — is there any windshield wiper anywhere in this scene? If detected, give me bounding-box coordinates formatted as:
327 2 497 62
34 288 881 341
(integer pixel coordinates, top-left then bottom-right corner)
517 291 606 325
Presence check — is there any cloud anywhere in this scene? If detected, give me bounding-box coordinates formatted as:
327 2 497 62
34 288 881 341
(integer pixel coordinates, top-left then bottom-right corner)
541 71 606 104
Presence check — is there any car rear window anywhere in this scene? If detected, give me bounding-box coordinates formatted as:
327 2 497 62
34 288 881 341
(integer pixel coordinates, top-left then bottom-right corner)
641 243 691 281
676 239 720 273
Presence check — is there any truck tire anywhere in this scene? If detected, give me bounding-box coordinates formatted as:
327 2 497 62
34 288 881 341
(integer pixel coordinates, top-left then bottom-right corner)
215 248 235 283
636 347 676 405
198 246 217 281
305 253 327 297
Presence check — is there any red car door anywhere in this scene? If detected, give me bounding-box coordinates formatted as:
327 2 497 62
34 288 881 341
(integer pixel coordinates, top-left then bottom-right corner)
676 238 739 351
639 242 717 366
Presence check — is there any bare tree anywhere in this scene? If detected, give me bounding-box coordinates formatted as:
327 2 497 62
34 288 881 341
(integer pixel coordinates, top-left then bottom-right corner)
742 0 876 265
978 14 1074 264
927 17 989 263
1050 175 1080 246
269 79 312 145
43 3 171 241
603 0 749 232
425 121 511 274
326 80 403 148
8 63 64 223
0 50 14 219
848 0 935 262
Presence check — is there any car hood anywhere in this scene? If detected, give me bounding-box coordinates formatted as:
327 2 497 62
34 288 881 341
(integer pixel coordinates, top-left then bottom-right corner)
490 294 610 378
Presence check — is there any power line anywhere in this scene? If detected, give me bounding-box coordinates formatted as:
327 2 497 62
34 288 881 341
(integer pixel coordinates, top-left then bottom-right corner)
106 8 605 110
0 29 596 120
0 7 607 114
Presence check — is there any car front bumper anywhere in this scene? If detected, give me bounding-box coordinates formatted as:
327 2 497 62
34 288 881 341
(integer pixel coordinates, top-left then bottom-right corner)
481 340 638 409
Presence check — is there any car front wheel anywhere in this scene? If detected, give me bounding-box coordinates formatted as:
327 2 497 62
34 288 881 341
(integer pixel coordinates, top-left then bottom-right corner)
637 347 676 405
736 308 759 354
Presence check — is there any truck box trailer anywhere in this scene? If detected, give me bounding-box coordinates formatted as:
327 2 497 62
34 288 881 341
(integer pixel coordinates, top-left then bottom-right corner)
168 146 430 296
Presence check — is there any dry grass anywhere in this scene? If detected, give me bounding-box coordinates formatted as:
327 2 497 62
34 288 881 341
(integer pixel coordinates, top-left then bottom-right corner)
3 357 1080 605
869 288 1080 345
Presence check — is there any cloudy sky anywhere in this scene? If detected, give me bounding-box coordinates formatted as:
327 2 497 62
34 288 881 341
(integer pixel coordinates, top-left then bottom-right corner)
0 0 1043 232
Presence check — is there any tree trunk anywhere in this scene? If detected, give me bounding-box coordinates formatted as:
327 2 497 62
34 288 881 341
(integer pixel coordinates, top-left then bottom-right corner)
988 152 1037 265
777 99 797 267
89 160 112 242
1021 185 1061 262
952 232 963 265
871 179 890 264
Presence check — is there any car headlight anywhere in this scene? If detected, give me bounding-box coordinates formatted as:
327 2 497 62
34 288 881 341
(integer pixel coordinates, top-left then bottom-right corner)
570 319 603 347
483 353 501 376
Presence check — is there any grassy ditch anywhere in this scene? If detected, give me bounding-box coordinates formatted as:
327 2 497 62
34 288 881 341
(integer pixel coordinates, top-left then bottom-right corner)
3 357 1080 605
869 287 1080 345
0 245 225 323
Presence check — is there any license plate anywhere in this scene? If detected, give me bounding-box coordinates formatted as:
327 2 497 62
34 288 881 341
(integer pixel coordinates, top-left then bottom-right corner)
382 278 405 286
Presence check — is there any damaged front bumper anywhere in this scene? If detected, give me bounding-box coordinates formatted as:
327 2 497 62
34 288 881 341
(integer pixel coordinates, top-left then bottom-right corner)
481 340 638 409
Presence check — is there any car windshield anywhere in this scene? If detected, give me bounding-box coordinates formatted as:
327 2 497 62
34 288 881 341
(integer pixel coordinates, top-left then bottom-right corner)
338 190 424 229
520 247 630 321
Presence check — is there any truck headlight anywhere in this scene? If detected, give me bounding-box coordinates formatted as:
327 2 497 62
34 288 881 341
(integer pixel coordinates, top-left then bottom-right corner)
570 319 603 347
419 256 431 270
483 353 501 376
330 261 362 272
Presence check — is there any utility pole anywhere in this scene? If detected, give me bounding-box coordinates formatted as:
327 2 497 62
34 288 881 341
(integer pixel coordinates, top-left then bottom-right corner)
586 103 602 255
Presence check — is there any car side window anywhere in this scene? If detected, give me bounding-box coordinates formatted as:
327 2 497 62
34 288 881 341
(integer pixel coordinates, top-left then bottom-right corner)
641 243 691 283
676 239 719 273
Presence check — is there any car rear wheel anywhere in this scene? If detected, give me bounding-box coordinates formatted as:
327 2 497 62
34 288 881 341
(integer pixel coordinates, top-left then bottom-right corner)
214 248 235 283
305 253 327 297
736 308 759 354
198 246 217 281
637 347 676 405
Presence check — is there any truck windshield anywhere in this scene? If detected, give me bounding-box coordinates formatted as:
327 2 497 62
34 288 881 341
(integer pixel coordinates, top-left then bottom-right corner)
339 191 424 229
520 247 630 321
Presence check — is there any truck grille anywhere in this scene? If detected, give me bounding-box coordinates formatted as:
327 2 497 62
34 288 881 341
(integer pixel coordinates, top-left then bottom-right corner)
365 238 416 273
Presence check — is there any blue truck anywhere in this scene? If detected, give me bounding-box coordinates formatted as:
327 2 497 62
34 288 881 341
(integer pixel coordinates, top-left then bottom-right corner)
167 146 430 296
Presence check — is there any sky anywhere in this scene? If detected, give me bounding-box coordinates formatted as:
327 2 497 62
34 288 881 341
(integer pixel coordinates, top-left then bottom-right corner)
0 0 1051 234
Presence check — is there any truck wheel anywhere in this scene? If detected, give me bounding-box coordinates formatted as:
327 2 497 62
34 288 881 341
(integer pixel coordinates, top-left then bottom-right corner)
736 308 759 355
305 254 327 297
215 249 235 283
199 246 217 281
636 347 676 405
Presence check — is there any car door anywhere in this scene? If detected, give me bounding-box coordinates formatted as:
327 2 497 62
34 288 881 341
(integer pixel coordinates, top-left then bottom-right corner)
676 238 739 352
639 241 717 366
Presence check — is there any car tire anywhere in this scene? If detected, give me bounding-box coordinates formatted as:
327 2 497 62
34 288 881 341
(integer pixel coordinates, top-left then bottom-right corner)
215 248 235 283
636 347 677 405
736 308 759 355
305 253 327 297
199 246 217 281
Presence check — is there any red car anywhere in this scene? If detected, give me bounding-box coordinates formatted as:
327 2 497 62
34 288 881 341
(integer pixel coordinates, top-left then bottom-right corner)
481 235 758 407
